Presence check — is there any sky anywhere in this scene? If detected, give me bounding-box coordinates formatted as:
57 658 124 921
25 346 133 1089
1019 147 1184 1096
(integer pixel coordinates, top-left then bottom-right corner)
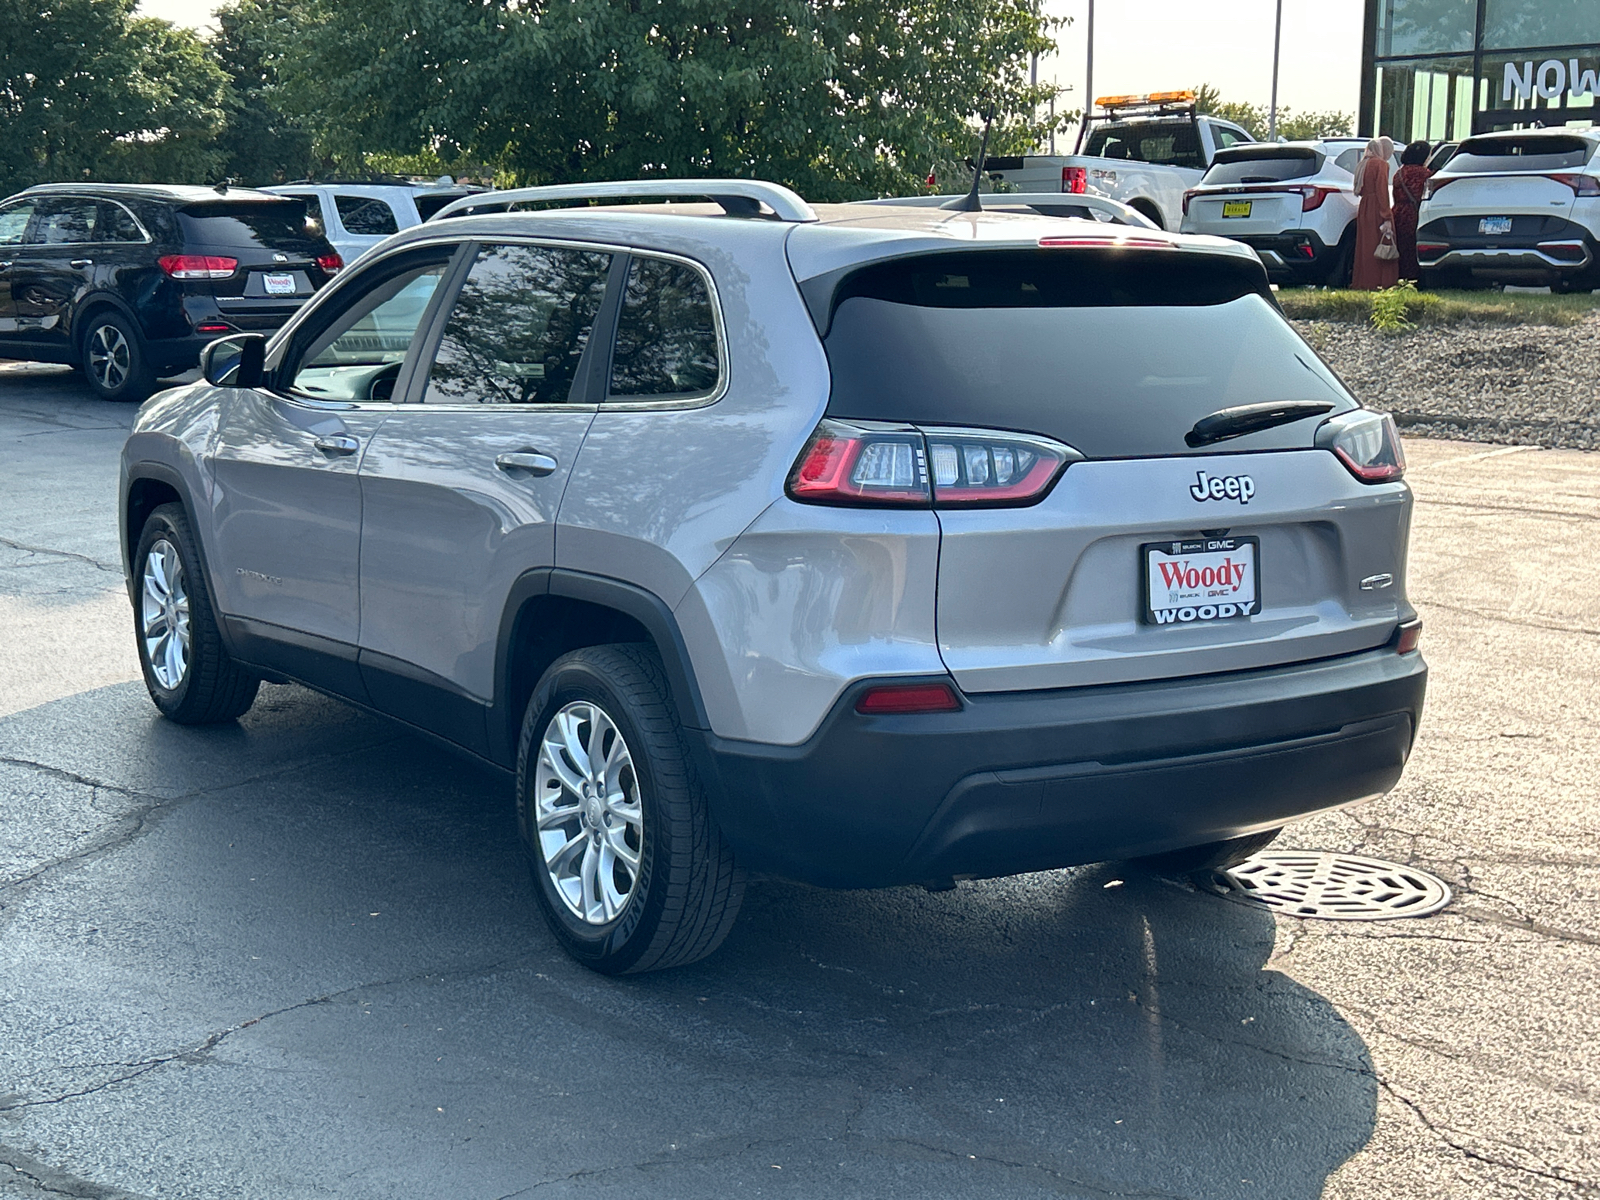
138 0 1366 121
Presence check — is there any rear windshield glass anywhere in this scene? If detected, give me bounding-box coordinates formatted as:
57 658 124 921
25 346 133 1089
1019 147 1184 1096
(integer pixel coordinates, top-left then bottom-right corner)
177 202 322 252
1449 136 1596 173
821 251 1354 459
415 193 468 220
1084 121 1204 169
1202 148 1323 185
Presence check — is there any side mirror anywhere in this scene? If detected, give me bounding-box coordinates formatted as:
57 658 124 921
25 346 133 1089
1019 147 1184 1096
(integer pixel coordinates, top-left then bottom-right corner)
200 333 266 388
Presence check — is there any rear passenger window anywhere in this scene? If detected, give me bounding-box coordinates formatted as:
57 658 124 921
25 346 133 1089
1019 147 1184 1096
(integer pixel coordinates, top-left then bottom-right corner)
607 257 720 400
334 195 399 236
97 203 145 242
425 243 612 405
298 193 326 232
31 199 99 245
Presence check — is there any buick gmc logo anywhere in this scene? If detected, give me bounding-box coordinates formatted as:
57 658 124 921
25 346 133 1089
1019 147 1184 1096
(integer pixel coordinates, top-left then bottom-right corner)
1189 471 1255 504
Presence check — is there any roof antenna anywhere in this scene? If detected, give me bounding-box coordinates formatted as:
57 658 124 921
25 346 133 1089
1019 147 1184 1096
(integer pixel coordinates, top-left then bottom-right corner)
942 103 996 212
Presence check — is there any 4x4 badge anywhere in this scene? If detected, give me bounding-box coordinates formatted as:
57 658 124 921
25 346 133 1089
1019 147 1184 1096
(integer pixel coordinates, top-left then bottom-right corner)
1190 471 1255 504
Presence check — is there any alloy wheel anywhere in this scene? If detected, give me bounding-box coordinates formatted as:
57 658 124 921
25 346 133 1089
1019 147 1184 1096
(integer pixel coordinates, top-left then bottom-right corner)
88 323 130 391
534 701 644 924
140 539 190 689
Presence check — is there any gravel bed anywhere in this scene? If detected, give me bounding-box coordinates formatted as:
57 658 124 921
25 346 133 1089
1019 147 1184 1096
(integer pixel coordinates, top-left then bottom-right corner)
1293 314 1600 449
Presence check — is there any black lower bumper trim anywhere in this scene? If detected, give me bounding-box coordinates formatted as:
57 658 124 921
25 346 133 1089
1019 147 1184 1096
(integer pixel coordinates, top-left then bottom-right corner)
693 647 1426 888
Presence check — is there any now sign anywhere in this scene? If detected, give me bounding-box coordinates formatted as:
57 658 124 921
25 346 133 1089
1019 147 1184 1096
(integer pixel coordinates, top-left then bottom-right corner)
1504 59 1600 101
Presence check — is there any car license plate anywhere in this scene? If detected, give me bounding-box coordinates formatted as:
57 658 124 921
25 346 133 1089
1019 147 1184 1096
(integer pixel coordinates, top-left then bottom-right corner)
1221 200 1252 218
1479 216 1513 235
1142 536 1259 625
263 272 297 295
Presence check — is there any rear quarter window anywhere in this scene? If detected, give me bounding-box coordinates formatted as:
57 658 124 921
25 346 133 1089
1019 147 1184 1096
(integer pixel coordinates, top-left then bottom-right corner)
607 256 720 401
334 195 400 236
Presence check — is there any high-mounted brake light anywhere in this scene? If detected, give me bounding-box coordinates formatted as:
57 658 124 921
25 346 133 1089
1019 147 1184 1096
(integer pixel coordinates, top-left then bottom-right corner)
855 682 962 715
1546 173 1600 197
1062 166 1088 194
1316 410 1406 483
158 254 238 280
1038 235 1173 249
316 252 344 274
787 420 1075 509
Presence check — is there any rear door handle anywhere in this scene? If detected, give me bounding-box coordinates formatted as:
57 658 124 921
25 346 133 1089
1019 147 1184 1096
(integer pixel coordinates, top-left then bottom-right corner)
314 434 360 456
496 451 558 476
69 259 93 269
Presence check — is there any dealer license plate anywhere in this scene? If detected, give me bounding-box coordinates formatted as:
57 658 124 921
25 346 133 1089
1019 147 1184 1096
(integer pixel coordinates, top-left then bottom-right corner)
263 272 297 295
1479 216 1513 235
1221 200 1253 218
1142 536 1260 626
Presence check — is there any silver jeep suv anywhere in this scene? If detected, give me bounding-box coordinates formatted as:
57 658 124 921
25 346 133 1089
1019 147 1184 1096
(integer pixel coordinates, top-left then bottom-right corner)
119 180 1426 973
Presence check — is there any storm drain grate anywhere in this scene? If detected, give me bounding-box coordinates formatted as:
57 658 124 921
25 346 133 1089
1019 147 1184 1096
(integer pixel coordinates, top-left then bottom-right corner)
1223 851 1453 920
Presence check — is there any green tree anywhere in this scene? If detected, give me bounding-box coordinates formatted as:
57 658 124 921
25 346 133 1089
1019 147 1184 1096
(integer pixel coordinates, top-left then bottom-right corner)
1192 82 1352 142
265 0 1063 200
212 0 318 184
0 0 229 191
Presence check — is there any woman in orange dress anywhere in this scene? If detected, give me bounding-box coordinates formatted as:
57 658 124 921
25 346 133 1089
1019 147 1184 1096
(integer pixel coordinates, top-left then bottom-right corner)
1351 136 1400 291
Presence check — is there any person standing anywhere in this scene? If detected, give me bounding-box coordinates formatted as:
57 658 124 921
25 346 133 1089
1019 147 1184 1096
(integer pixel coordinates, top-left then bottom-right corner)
1392 140 1433 282
1351 136 1400 291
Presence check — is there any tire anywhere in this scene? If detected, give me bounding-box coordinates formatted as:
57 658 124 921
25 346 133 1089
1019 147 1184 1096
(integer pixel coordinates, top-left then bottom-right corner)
515 644 744 974
133 503 260 724
79 310 156 402
1129 200 1165 231
1131 827 1282 877
1323 229 1356 288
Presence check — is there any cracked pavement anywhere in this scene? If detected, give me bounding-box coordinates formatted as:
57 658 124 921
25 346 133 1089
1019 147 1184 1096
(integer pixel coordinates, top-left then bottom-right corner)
1 369 1596 1199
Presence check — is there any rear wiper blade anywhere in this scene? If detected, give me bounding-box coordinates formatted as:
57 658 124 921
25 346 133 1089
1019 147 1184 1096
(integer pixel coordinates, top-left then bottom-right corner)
1185 400 1334 448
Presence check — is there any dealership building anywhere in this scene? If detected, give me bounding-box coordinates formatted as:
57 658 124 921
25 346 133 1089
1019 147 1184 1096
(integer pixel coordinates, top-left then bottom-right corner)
1360 0 1599 142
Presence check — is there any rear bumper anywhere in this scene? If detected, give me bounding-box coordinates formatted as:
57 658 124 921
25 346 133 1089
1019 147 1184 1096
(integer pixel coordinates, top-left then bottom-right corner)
694 645 1426 888
1234 231 1339 279
1416 221 1596 280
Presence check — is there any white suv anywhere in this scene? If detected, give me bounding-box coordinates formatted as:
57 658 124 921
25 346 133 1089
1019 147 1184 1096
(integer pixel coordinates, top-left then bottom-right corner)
266 179 488 266
1181 140 1401 287
1417 129 1600 291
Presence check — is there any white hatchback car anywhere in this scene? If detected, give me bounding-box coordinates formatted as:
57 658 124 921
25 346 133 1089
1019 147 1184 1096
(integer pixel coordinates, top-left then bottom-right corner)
1417 129 1600 291
266 179 488 266
1181 140 1402 287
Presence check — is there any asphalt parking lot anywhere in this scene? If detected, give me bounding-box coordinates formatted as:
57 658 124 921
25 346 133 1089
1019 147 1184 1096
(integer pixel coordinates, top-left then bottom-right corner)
1 365 1597 1200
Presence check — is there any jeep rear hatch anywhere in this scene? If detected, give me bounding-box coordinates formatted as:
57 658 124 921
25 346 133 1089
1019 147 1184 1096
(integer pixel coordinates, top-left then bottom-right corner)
816 248 1357 458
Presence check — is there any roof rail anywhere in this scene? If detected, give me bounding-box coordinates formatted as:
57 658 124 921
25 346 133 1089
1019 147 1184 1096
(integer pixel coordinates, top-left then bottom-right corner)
429 179 817 223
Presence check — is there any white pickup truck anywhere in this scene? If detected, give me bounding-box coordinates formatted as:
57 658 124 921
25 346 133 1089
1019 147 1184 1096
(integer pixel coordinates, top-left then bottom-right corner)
977 93 1255 232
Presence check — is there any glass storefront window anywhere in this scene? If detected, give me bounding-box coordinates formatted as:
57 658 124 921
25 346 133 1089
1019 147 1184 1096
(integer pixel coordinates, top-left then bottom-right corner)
1484 1 1600 51
1378 56 1475 142
1480 49 1600 127
1377 0 1475 57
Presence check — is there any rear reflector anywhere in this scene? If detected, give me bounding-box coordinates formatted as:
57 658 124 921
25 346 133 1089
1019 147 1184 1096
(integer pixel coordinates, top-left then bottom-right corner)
1395 619 1422 654
194 322 232 334
158 254 238 280
855 682 962 715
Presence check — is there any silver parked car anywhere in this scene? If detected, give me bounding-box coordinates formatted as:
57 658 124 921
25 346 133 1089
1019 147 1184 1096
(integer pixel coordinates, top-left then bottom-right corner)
119 180 1426 973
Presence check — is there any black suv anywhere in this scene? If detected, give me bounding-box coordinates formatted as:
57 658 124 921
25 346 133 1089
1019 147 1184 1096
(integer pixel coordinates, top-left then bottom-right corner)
0 183 341 401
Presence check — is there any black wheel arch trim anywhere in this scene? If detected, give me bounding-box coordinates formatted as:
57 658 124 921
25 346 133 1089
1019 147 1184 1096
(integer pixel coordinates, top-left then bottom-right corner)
490 568 712 767
71 292 149 356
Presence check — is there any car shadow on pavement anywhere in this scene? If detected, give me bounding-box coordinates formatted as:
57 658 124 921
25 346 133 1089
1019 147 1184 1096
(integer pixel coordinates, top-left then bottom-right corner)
0 681 1376 1200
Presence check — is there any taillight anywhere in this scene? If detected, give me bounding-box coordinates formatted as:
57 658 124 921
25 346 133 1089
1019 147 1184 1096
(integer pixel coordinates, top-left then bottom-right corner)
787 420 930 506
1546 173 1600 197
1298 185 1337 212
786 420 1075 508
1422 176 1459 200
1394 618 1422 655
1063 166 1087 194
1317 410 1405 483
855 682 962 715
1037 235 1173 249
920 426 1073 506
1182 189 1197 216
158 254 238 280
317 252 344 274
